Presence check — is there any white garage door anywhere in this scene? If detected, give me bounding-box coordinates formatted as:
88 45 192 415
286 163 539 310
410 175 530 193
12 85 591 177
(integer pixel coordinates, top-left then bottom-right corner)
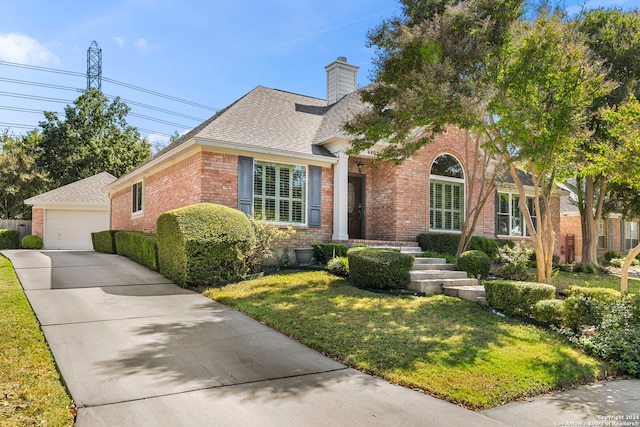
44 210 109 250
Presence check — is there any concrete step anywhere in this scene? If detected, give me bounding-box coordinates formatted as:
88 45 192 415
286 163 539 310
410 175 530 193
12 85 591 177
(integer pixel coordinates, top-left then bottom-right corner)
412 263 455 271
408 278 478 294
410 270 468 280
442 284 485 304
413 257 446 265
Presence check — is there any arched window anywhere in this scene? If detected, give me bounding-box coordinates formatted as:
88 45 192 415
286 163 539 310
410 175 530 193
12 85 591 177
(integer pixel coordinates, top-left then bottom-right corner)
430 154 464 232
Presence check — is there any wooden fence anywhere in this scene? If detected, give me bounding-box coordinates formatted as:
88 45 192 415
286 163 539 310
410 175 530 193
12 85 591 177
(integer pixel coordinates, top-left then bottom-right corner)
0 220 33 245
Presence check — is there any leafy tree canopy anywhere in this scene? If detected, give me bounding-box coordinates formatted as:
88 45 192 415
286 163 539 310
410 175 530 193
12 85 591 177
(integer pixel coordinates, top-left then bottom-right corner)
33 88 151 188
0 130 49 219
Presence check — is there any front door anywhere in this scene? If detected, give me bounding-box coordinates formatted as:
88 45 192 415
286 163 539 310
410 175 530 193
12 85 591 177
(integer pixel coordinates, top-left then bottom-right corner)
348 175 364 239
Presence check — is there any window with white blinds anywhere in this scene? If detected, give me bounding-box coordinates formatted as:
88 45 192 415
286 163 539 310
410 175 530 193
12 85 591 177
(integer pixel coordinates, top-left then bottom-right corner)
253 161 306 224
430 180 463 231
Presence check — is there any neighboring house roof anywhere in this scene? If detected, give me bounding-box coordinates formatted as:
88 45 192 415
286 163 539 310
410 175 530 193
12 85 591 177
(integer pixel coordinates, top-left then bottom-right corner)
25 172 116 206
558 181 580 215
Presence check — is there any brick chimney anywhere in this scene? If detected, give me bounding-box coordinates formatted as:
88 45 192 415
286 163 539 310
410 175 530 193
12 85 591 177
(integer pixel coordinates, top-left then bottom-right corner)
325 56 359 105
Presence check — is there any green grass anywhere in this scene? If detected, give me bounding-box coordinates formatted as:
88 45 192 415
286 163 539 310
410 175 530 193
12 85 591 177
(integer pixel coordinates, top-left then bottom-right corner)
0 255 74 426
553 270 640 294
204 270 609 410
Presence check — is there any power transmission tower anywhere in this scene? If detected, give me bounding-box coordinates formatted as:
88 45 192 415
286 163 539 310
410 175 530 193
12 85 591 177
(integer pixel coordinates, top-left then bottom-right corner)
87 40 102 90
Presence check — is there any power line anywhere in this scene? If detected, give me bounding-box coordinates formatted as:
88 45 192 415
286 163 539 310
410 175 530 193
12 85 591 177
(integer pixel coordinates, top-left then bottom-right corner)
0 77 206 121
0 59 218 111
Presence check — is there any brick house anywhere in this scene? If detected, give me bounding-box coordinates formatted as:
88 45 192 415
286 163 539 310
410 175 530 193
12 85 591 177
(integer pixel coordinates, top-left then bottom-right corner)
105 57 562 251
559 181 639 263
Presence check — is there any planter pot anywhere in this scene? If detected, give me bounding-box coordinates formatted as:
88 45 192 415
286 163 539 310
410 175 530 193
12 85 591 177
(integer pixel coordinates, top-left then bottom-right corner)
294 247 314 265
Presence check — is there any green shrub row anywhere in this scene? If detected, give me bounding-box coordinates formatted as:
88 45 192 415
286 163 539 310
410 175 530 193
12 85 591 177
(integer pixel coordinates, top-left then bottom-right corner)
416 233 513 258
312 243 348 264
347 247 414 290
157 203 256 288
563 286 623 331
21 235 43 249
91 230 119 254
0 229 19 249
115 231 159 271
484 280 556 317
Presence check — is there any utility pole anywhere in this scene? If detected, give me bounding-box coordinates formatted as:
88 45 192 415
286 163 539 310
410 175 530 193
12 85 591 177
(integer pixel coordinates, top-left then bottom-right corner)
87 40 102 90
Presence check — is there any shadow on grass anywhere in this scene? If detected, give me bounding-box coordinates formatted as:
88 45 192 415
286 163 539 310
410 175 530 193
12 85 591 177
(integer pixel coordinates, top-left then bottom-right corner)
205 271 605 407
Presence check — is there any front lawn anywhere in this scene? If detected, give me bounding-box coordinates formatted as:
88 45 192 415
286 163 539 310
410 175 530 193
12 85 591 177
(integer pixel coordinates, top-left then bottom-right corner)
0 255 74 426
553 269 640 294
204 270 609 410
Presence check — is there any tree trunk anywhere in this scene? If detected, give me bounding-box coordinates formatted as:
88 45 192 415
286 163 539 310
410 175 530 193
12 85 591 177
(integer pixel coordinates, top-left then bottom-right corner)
579 175 607 267
582 215 599 267
620 243 640 294
507 162 555 284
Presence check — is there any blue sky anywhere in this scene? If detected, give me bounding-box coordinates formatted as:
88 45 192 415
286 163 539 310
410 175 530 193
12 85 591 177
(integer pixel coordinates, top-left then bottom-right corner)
1 0 638 146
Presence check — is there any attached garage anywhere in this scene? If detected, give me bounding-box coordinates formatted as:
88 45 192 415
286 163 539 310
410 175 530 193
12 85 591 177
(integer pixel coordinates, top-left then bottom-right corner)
25 173 116 250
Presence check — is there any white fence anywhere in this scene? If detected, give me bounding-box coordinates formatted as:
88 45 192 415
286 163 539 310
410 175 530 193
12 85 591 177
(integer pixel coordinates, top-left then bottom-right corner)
0 220 33 245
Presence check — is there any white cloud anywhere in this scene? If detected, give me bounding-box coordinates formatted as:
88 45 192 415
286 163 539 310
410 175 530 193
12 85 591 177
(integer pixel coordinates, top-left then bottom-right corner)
0 33 59 65
113 36 125 48
135 38 151 52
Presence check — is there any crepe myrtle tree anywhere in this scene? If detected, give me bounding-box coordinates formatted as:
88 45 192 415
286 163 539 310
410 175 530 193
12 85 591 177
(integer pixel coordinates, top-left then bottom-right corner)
344 0 521 256
344 1 608 283
574 8 640 267
600 96 640 293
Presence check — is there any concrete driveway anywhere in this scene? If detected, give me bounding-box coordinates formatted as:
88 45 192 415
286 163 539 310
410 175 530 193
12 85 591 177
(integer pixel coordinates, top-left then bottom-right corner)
3 250 639 426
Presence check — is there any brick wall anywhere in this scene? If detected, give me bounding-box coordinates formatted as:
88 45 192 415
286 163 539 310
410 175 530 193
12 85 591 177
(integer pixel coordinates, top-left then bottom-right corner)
31 208 44 238
110 149 334 245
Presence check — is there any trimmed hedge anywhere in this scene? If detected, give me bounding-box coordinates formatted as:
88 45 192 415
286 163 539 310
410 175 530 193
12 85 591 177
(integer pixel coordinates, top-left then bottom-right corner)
312 243 348 264
456 250 491 279
92 230 119 254
21 235 43 249
115 231 159 271
417 233 513 258
157 203 256 288
0 229 19 249
347 247 414 290
531 299 565 327
417 233 460 255
564 286 623 331
484 280 556 317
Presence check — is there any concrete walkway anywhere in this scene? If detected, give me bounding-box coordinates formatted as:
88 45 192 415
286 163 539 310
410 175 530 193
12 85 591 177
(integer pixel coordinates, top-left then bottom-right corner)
3 250 639 426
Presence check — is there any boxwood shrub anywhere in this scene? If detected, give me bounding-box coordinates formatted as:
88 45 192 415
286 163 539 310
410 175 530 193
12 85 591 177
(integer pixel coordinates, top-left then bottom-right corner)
484 280 556 317
327 256 349 277
347 247 414 290
115 231 159 271
456 250 491 279
563 286 623 331
21 235 43 249
416 233 460 256
0 229 19 249
92 230 119 254
157 203 256 288
312 243 348 264
531 299 565 327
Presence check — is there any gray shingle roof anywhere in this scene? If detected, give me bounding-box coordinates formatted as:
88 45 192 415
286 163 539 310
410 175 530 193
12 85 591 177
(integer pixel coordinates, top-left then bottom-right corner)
314 91 367 144
25 172 116 205
192 86 337 156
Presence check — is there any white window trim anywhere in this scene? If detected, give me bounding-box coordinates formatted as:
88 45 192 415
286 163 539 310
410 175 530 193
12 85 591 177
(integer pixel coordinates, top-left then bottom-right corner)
496 191 537 238
252 159 308 226
131 180 144 218
429 152 466 233
625 221 639 250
